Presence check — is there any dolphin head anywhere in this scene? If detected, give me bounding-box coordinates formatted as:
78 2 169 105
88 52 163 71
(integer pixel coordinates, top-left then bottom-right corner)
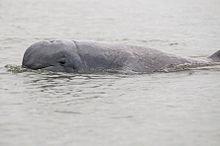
22 40 84 73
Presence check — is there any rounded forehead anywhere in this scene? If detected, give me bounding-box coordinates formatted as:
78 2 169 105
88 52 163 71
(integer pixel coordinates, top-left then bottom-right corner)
30 40 76 51
25 40 77 58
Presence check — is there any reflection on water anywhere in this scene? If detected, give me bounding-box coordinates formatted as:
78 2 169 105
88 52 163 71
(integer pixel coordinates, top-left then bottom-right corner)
1 0 220 145
1 64 220 145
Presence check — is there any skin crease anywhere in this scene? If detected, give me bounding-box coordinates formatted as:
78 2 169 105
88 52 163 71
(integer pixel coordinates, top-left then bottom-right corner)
22 40 220 73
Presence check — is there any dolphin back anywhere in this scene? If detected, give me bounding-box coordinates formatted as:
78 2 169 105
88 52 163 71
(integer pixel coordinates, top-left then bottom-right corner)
210 50 220 62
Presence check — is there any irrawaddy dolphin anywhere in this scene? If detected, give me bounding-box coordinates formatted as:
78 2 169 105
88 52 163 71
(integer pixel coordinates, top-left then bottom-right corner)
22 40 220 73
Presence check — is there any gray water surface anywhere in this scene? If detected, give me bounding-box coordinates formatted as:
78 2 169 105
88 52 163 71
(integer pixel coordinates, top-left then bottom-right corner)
0 0 220 146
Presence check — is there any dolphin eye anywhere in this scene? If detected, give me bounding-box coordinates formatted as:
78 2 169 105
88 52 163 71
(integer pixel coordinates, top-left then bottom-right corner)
59 60 66 66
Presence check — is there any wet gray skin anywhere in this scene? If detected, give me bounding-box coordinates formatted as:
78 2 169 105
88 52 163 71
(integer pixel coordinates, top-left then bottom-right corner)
22 40 220 73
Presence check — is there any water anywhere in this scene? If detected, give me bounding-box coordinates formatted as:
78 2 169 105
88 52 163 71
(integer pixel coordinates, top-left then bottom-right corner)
0 0 220 145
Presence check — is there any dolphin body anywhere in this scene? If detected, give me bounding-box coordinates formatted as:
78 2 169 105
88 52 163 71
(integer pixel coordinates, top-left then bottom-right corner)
22 40 220 73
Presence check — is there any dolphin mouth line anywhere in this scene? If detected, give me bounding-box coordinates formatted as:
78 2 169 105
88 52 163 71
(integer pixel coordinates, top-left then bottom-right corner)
40 65 55 69
22 64 55 70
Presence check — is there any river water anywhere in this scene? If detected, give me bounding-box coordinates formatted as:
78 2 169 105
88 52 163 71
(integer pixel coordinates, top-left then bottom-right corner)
0 0 220 145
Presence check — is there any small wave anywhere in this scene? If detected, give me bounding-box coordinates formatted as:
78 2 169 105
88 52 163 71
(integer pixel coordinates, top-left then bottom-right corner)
158 62 220 73
5 64 72 76
138 39 169 43
5 64 29 73
5 62 220 75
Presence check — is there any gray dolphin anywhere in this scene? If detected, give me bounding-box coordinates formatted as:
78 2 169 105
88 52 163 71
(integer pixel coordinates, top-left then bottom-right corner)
22 40 220 73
